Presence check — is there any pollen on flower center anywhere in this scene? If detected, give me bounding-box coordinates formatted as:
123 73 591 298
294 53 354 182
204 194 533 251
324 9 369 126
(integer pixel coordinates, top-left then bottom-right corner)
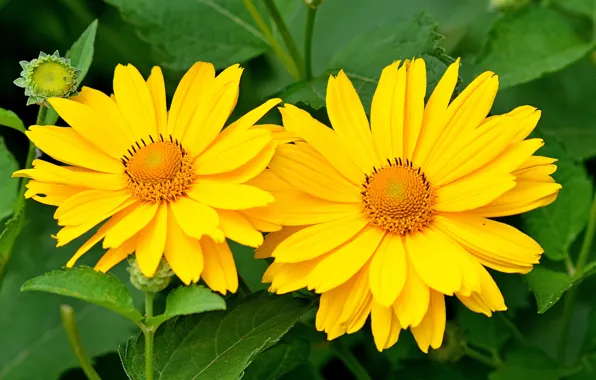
361 158 435 235
123 134 195 203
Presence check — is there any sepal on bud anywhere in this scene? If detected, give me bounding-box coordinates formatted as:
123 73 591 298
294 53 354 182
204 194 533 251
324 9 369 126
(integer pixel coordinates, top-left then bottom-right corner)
127 256 174 293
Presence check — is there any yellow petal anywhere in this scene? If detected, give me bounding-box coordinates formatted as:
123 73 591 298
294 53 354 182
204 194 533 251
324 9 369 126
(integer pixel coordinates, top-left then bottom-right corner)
255 226 305 259
48 98 131 159
195 129 273 175
266 258 323 294
405 229 462 295
411 291 446 353
146 66 168 135
434 173 516 212
371 301 401 351
200 237 238 295
164 206 204 285
478 138 545 176
167 62 215 140
188 180 274 210
136 203 168 277
26 126 122 173
404 58 426 160
103 202 159 249
327 71 380 172
456 263 506 316
94 237 137 273
169 196 221 242
113 64 157 139
413 58 460 166
219 98 281 138
369 234 406 307
217 209 263 247
280 104 363 184
338 265 372 332
24 181 86 207
307 226 385 293
55 189 132 226
272 215 368 263
393 259 430 327
269 143 362 203
204 140 277 184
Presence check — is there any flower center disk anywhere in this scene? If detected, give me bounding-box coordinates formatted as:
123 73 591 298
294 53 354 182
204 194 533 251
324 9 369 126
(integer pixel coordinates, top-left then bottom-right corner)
123 136 195 203
361 159 435 235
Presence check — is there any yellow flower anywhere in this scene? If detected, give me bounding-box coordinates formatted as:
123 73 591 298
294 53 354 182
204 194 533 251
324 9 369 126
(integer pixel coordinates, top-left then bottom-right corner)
13 62 281 294
250 58 561 352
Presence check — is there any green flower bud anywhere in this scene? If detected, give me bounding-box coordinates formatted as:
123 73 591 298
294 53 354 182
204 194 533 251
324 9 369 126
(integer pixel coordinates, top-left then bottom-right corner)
429 322 467 363
14 51 79 106
303 0 324 9
127 256 174 293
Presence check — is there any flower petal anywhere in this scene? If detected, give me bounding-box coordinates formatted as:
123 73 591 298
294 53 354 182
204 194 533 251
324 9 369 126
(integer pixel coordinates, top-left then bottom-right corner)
393 259 430 327
411 291 446 353
136 203 168 277
146 66 168 135
55 189 132 226
369 234 406 307
404 58 426 160
164 207 204 285
219 98 281 137
203 140 277 183
217 209 263 247
200 237 238 295
169 196 221 241
371 301 401 351
103 202 158 249
188 180 274 210
434 173 516 212
94 237 137 273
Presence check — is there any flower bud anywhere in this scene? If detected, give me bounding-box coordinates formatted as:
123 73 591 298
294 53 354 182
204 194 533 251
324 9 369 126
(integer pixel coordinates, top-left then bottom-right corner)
127 256 174 293
303 0 324 9
14 51 79 106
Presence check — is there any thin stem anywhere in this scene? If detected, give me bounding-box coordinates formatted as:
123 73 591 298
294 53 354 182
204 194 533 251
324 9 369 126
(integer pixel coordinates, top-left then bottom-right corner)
303 6 317 80
263 0 305 79
60 305 102 380
558 191 596 363
144 293 155 380
465 346 500 368
331 341 372 380
242 0 300 79
497 313 527 345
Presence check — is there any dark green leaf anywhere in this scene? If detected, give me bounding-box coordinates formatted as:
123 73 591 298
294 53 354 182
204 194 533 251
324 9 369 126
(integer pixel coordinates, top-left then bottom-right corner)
526 262 596 313
488 347 559 380
0 108 25 132
456 306 509 352
0 137 18 220
0 203 140 380
119 292 310 380
0 208 24 276
552 0 594 18
522 139 592 261
475 6 594 89
104 0 269 71
21 266 143 322
66 19 98 83
568 353 596 379
146 285 226 327
243 339 310 380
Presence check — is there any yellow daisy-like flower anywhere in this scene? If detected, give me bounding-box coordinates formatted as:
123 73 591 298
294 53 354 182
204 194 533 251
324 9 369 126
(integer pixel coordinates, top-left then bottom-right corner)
251 58 561 352
14 62 281 293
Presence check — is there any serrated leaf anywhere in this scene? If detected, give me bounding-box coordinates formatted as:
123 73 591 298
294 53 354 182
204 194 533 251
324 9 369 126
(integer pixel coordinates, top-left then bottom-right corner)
0 202 141 380
21 266 142 322
526 262 596 313
522 139 592 261
119 292 310 380
279 14 453 112
243 339 310 380
0 108 25 132
475 6 595 89
104 0 269 71
488 347 560 380
0 137 18 220
146 285 226 327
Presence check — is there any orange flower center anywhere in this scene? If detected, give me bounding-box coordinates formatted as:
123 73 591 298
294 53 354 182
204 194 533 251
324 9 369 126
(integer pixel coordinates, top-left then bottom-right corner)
123 135 195 203
361 158 435 235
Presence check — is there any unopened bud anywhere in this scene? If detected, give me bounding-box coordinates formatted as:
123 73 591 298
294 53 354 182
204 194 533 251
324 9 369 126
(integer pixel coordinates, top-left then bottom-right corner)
127 256 173 293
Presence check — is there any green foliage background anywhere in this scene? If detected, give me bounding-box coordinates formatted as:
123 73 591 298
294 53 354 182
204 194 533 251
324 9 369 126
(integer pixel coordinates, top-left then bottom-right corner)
1 0 596 379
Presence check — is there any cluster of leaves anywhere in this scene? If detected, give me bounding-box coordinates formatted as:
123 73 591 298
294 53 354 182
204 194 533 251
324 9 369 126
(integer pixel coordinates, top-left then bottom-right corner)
1 0 596 379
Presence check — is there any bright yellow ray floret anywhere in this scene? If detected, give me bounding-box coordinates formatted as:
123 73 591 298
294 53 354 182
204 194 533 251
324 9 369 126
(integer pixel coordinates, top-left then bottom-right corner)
249 58 561 352
13 62 282 294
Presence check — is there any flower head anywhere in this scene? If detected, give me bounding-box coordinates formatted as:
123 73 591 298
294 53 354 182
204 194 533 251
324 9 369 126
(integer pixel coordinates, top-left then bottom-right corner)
14 62 281 294
251 58 561 351
14 51 79 105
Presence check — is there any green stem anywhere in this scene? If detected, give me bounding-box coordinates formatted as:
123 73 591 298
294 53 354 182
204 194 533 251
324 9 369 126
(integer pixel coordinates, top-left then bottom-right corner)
144 293 155 380
60 305 102 380
263 0 305 79
331 341 372 380
497 313 527 345
558 191 596 363
303 5 317 80
242 0 300 79
15 107 45 212
465 346 500 368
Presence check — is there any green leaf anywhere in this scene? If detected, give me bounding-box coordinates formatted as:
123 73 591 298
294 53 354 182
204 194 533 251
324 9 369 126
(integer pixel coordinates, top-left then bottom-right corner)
104 0 269 71
474 5 595 89
44 19 98 126
243 339 310 380
552 0 594 18
21 266 143 322
489 347 559 380
0 202 141 380
0 137 19 220
526 262 596 313
0 208 24 276
521 139 592 261
119 292 311 380
280 13 453 112
146 285 226 327
66 19 98 83
0 108 25 133
456 306 509 352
